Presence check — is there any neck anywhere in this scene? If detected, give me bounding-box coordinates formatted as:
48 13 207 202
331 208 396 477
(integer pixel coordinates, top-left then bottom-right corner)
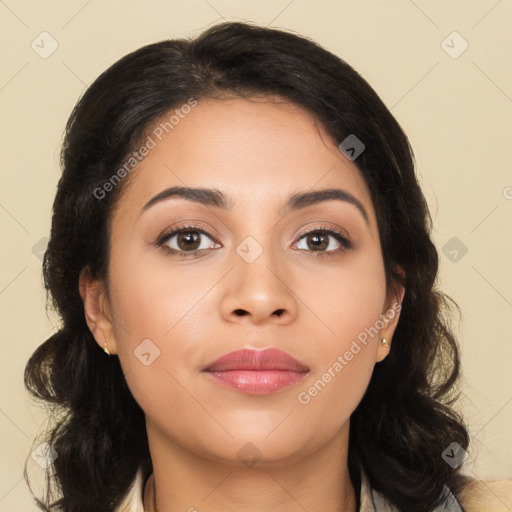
143 422 357 512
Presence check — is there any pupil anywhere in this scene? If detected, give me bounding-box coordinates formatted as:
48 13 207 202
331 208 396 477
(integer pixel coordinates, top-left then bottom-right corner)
179 231 200 251
309 233 327 251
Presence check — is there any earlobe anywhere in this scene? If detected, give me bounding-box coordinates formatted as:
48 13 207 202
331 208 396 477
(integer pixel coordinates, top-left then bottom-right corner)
376 271 406 363
78 267 118 355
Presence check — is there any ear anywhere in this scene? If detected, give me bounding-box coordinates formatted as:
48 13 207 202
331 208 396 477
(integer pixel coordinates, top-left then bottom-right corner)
376 266 406 363
78 267 118 355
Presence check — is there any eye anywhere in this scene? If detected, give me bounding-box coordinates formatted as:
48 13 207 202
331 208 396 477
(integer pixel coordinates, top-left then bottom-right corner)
156 224 352 258
157 224 221 257
293 226 352 257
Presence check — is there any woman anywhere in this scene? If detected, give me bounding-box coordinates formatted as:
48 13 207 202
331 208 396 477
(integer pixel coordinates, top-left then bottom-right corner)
25 21 474 512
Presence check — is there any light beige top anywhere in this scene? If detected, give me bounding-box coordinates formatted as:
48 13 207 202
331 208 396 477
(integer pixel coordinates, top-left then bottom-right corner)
114 467 470 512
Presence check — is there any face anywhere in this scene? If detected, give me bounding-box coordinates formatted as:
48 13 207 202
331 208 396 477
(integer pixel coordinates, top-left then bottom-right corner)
81 96 404 467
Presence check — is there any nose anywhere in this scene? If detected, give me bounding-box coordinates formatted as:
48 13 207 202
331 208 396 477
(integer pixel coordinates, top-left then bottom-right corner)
220 245 298 326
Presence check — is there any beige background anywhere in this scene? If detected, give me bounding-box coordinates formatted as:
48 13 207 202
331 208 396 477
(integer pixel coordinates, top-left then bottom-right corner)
1 0 511 509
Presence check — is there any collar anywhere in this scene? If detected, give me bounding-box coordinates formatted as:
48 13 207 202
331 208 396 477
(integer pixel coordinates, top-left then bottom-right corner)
115 466 463 512
360 468 464 512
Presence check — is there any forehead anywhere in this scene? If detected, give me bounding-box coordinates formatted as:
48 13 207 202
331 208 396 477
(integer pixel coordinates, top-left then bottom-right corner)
114 97 377 227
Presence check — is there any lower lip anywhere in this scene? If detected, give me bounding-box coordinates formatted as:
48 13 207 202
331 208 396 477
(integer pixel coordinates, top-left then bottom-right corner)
204 370 308 395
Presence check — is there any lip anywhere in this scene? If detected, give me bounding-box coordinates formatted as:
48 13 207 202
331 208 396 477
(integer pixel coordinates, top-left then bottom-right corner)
202 348 309 395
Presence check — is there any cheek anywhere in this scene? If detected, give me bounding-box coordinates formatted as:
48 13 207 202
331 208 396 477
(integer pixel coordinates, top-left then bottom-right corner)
294 344 374 447
105 243 223 405
106 257 206 442
107 244 208 350
293 250 386 412
301 248 387 353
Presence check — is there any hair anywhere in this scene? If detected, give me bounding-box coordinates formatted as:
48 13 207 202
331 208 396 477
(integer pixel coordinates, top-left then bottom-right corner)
24 21 470 512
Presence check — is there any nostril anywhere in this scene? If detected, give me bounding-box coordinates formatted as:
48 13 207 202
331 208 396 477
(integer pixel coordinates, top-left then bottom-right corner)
234 309 249 316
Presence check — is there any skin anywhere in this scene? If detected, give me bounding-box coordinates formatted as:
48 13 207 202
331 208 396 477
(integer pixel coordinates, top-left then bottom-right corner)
80 96 405 512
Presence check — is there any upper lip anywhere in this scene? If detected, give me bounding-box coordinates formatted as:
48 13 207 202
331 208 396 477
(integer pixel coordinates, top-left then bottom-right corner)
203 348 309 372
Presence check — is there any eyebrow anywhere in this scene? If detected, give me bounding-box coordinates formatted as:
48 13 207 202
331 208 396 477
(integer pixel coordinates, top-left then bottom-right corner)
140 186 370 225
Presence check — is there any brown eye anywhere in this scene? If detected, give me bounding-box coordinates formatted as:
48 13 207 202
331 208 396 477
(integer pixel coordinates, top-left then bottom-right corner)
294 227 352 256
176 231 201 251
304 232 329 251
158 225 221 256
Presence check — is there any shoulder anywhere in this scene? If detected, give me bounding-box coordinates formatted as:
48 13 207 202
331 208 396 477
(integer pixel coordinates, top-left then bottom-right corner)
360 467 469 512
456 477 512 512
114 468 146 512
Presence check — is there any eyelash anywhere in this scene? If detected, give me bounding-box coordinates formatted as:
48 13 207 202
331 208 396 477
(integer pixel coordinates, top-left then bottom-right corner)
156 224 353 258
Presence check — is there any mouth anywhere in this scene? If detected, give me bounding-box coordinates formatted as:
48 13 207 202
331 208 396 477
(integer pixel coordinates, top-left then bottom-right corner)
202 348 309 395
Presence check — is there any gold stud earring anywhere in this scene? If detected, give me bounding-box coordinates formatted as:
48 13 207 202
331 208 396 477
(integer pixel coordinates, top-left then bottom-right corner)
381 338 390 347
103 338 111 356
